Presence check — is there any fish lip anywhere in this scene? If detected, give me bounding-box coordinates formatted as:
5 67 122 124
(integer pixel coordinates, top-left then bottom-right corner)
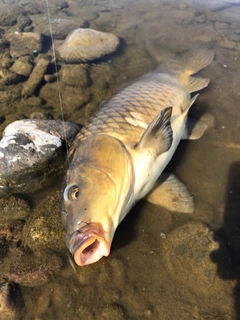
67 223 110 266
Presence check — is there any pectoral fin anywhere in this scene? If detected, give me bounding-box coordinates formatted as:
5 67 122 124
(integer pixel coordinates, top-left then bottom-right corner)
145 173 194 213
135 107 173 155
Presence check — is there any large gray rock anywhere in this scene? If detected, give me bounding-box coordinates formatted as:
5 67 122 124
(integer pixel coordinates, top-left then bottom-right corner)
0 119 79 193
56 28 120 63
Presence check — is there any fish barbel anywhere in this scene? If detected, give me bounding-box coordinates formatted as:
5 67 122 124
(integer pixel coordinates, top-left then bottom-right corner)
60 48 214 266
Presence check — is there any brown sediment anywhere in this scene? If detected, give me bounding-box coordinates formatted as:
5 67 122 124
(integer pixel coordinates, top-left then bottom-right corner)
212 142 240 149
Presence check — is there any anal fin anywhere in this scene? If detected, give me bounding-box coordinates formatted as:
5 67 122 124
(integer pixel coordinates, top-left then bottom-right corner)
145 173 194 213
186 76 210 93
182 117 208 140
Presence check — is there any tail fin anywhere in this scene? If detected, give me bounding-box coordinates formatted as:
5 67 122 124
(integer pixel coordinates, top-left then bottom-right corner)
180 48 214 92
159 48 214 93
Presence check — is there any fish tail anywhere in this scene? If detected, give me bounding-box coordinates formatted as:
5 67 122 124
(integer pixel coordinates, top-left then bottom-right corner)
157 48 214 93
178 48 214 93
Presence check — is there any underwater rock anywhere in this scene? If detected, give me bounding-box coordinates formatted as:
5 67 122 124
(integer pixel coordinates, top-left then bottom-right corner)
21 55 49 98
30 14 88 40
1 247 63 287
0 5 24 27
9 56 33 77
7 32 43 58
17 14 32 33
161 222 232 297
0 68 22 86
59 64 90 87
93 11 114 28
0 119 79 193
56 28 120 63
39 81 90 112
0 282 22 320
100 304 127 320
22 192 66 252
0 195 30 225
0 57 12 69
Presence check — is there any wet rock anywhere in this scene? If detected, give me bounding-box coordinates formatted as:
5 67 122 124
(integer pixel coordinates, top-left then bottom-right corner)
194 0 230 11
9 56 33 77
7 32 43 58
171 9 196 25
1 247 63 287
0 40 9 54
43 74 57 83
17 14 32 32
22 192 66 252
19 96 43 109
31 15 88 40
81 10 99 22
59 64 90 87
39 82 90 112
0 220 24 246
0 68 22 85
190 24 219 45
100 304 127 320
0 282 23 320
161 222 232 296
29 112 53 120
206 6 240 24
56 28 120 63
0 119 79 193
21 55 50 98
218 38 238 50
0 57 13 69
93 11 114 28
0 195 30 225
214 21 229 32
194 14 206 24
0 5 24 27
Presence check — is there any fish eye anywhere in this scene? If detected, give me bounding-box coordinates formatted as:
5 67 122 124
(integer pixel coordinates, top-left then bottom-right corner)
64 185 80 201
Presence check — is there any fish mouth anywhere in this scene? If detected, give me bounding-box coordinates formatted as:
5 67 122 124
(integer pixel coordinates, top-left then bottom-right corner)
67 223 110 266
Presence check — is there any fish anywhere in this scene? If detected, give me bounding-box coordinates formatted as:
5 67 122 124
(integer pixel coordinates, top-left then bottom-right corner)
60 48 214 266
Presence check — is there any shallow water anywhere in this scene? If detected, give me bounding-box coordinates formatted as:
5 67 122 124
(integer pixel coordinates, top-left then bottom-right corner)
0 0 240 319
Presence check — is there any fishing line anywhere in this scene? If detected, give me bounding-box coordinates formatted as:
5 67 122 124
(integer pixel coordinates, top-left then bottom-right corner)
45 0 70 167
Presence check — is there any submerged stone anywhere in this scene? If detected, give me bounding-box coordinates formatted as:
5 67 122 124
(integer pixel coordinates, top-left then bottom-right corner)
161 222 232 297
22 191 66 252
56 28 120 63
0 282 22 320
1 247 63 287
7 32 43 58
0 119 79 194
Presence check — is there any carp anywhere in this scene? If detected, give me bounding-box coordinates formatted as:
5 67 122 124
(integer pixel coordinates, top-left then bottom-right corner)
60 48 214 266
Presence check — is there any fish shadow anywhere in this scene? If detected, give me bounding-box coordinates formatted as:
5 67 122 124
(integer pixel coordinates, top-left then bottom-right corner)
111 200 145 251
210 161 240 319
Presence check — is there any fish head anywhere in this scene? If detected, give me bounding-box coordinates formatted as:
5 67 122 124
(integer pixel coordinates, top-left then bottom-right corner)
61 134 133 266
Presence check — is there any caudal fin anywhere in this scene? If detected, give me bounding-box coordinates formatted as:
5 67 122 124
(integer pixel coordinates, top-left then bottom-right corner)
180 48 214 92
159 48 214 93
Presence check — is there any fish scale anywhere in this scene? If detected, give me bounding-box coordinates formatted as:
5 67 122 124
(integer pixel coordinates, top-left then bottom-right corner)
74 75 187 146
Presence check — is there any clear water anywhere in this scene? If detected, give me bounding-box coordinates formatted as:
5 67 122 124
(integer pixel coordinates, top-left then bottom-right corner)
0 0 240 319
